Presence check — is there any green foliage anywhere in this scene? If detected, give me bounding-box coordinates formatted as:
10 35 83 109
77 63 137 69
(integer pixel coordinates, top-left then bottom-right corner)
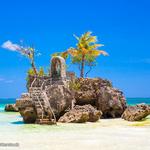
26 68 35 90
51 31 108 78
26 67 45 90
27 68 36 76
27 67 45 77
38 67 45 76
69 81 81 91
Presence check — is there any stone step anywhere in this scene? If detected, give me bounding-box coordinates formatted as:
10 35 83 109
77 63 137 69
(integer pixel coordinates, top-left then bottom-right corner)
36 119 56 125
33 99 43 102
30 89 41 91
33 100 44 103
37 115 48 119
34 102 45 105
30 93 41 96
31 96 42 99
30 90 41 92
35 104 45 106
35 105 43 109
32 98 44 102
30 87 41 89
32 93 41 95
30 94 41 96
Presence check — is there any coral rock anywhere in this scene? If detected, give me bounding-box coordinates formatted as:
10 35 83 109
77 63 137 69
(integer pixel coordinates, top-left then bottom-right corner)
73 78 126 118
122 103 150 121
58 104 102 123
5 104 18 112
20 107 37 123
16 95 37 123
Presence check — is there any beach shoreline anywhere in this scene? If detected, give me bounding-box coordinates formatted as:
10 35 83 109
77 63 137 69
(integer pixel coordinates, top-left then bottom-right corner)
0 110 150 150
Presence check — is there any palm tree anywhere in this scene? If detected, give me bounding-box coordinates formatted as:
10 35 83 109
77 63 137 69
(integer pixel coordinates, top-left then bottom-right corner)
21 46 38 75
51 31 108 78
68 31 108 77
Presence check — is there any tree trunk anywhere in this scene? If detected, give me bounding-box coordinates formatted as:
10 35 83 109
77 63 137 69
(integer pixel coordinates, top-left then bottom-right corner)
80 55 85 78
31 61 38 76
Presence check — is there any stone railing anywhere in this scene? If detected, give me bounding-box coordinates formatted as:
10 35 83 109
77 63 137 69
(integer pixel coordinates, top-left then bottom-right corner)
27 71 76 90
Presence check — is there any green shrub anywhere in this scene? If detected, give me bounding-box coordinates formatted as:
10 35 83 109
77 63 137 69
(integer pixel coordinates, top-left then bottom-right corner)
38 67 45 76
69 81 81 91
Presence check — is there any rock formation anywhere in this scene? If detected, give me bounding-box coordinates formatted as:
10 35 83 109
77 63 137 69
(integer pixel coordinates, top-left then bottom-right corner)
71 78 126 118
16 93 36 123
5 104 18 112
16 56 75 124
16 56 127 124
58 105 102 123
122 103 150 121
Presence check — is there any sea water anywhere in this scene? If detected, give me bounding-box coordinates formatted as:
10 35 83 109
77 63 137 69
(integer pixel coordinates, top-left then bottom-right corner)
127 98 150 105
0 97 150 107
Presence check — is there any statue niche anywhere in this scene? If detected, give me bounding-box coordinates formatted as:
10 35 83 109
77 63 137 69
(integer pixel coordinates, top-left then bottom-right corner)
50 56 66 80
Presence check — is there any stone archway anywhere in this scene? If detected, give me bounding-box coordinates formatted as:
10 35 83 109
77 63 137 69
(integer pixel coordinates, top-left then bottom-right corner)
50 56 66 80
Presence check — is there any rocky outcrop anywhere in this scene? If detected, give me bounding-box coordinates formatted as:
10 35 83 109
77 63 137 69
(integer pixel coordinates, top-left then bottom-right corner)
17 78 127 124
5 104 18 112
122 103 150 121
16 93 37 123
71 78 126 118
58 105 102 123
20 106 37 123
11 56 128 125
46 84 75 119
16 84 75 123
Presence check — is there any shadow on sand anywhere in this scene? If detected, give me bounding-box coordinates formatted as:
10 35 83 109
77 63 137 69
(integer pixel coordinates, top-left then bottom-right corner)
11 121 24 125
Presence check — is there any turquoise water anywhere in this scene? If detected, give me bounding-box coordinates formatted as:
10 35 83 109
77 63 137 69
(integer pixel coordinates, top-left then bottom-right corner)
0 97 150 106
126 98 150 105
0 98 16 112
0 97 149 113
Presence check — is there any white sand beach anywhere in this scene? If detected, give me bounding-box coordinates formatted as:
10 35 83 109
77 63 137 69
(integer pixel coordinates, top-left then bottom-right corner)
0 111 150 150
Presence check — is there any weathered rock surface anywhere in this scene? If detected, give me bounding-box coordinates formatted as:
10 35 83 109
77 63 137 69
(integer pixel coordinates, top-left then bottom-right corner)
20 106 37 123
122 103 150 121
14 56 128 124
16 85 74 123
17 78 127 124
72 78 126 118
5 104 18 112
16 93 37 123
46 84 75 119
58 105 102 123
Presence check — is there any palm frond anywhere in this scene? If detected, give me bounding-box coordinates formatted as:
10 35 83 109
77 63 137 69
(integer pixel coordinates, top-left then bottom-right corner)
68 48 79 57
61 51 69 59
86 36 97 43
83 31 92 39
87 44 104 51
73 34 80 41
88 50 108 57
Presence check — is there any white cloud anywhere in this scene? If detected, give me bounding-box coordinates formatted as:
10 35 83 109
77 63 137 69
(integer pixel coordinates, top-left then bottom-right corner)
1 40 21 51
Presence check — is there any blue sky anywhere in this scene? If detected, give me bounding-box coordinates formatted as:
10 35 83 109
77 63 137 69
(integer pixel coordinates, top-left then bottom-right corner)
0 0 150 98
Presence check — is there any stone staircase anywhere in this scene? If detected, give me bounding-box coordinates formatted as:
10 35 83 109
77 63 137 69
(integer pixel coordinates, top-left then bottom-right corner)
29 87 56 125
